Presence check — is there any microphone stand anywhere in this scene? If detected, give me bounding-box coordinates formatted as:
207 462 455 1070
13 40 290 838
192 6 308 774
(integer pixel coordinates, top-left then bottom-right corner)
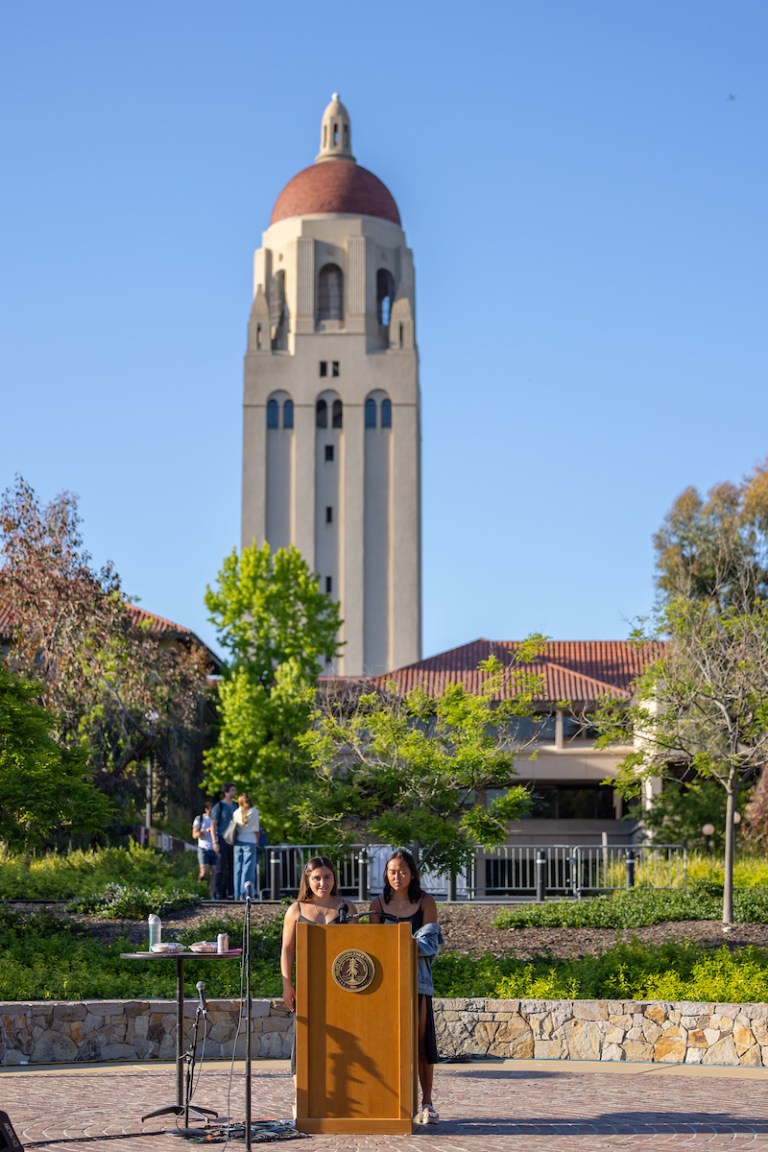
182 1002 212 1130
244 882 253 1152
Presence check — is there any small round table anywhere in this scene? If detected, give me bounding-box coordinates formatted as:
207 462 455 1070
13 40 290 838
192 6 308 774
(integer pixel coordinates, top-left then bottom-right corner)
121 948 242 1123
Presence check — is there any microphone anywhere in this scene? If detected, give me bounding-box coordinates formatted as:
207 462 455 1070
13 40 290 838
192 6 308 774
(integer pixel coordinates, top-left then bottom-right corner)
244 881 253 901
196 980 208 1015
338 903 348 923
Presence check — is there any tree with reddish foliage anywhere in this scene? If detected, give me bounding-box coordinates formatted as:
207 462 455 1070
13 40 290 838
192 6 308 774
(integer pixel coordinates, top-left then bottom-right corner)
0 477 210 832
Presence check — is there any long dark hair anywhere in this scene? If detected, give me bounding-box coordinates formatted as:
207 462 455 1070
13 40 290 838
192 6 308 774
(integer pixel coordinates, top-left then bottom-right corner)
381 848 424 905
297 856 339 902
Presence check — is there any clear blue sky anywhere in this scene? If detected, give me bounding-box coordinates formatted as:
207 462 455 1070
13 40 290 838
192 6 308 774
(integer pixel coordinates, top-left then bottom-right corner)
2 2 766 661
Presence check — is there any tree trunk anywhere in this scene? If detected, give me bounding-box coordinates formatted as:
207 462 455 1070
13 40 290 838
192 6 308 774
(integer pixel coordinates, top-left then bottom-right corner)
722 779 737 928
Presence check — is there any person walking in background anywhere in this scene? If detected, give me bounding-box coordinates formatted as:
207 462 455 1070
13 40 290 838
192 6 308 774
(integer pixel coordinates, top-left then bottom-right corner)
211 783 237 899
232 792 260 900
192 801 216 897
370 848 443 1126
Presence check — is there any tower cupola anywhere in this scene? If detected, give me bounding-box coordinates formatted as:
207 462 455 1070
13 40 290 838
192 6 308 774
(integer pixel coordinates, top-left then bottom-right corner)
316 93 355 163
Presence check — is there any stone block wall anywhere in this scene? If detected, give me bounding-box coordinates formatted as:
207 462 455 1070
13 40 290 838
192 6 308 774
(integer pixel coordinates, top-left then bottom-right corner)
434 999 768 1066
3 997 768 1067
0 1000 293 1066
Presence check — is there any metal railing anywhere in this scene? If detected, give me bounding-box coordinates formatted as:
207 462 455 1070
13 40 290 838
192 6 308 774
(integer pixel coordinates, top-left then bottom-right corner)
571 843 687 897
480 844 575 897
255 841 686 902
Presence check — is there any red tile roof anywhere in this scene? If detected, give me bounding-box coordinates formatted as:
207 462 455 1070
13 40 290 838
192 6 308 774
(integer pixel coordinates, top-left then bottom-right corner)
271 160 401 226
322 639 666 706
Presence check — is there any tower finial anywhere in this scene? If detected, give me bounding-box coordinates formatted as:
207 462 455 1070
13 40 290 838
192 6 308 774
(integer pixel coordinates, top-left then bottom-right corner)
317 93 355 163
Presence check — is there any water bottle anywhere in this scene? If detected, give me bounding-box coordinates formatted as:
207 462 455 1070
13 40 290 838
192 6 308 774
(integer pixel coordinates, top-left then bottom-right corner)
148 914 162 949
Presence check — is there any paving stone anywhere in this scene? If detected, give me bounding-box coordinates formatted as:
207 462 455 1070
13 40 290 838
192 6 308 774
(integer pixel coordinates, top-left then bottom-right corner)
4 1058 768 1152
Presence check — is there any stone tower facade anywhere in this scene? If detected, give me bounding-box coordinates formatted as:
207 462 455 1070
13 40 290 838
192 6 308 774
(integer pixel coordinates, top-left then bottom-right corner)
241 95 421 676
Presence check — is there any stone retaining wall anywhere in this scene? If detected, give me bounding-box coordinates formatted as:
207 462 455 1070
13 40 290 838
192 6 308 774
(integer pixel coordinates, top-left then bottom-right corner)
0 1000 294 1066
434 999 768 1066
2 998 768 1067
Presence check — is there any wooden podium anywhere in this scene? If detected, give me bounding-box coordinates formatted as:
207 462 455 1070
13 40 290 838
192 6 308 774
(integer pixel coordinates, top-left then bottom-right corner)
294 921 418 1134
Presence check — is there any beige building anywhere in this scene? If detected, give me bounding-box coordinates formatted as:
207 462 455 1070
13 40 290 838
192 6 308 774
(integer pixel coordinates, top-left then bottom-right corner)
355 637 667 847
242 95 421 675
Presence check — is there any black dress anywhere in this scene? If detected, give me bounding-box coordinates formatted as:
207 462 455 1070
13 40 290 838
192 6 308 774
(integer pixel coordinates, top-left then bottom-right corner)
372 898 439 1065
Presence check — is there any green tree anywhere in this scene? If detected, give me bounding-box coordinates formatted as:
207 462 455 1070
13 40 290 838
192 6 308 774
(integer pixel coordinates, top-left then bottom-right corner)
598 597 768 927
0 665 112 846
1 477 210 826
632 777 745 855
654 459 768 609
203 542 342 838
294 649 549 874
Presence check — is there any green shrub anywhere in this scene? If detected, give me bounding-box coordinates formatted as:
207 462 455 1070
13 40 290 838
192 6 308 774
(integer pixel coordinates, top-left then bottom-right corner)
0 906 282 1001
0 843 198 901
66 884 199 919
492 938 768 1001
492 884 768 931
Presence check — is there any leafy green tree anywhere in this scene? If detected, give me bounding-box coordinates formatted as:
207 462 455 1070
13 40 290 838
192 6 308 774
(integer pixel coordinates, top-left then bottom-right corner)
294 649 549 874
1 477 210 825
654 459 768 609
598 462 768 924
633 777 745 854
203 543 342 838
598 596 768 926
0 665 112 846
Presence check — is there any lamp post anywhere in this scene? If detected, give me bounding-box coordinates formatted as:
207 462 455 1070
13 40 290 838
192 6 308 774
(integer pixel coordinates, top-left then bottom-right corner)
145 710 159 834
702 823 715 855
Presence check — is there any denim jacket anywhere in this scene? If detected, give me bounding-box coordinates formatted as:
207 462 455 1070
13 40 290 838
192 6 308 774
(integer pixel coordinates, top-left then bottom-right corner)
413 921 444 995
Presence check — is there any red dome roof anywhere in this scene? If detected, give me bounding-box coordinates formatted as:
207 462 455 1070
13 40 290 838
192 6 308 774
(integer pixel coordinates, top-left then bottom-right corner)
270 160 400 226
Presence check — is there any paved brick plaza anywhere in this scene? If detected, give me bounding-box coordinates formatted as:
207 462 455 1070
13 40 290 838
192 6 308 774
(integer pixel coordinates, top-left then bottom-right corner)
3 1059 768 1152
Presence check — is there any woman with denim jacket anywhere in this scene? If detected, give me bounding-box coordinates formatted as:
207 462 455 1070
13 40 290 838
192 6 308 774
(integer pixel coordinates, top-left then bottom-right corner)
370 848 443 1126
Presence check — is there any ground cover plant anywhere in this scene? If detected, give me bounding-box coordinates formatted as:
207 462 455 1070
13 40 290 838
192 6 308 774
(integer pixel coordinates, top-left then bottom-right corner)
432 939 768 1001
0 842 200 902
0 905 282 1002
492 882 768 931
4 846 768 1003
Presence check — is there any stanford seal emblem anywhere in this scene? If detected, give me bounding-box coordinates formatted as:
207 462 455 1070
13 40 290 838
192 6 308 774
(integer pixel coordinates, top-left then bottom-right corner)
332 949 376 992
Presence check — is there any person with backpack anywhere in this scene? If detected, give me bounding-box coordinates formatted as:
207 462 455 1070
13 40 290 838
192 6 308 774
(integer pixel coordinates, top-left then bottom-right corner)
192 801 216 896
211 783 237 900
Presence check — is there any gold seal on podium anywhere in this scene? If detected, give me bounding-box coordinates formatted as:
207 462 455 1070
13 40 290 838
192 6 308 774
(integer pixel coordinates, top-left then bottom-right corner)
331 949 376 992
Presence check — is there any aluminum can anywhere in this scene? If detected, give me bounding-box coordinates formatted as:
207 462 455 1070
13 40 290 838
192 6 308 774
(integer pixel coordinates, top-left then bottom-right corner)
217 933 229 953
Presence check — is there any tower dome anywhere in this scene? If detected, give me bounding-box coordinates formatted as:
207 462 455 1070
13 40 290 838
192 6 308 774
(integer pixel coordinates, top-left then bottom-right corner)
270 95 401 227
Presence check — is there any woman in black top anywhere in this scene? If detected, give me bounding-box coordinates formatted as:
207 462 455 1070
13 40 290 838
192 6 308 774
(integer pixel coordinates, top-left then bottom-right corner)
370 849 440 1125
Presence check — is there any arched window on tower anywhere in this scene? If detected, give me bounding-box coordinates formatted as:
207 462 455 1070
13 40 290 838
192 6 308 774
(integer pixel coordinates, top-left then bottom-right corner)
376 269 395 327
317 264 344 321
283 399 294 429
267 398 279 429
316 399 328 429
332 399 343 429
365 392 392 432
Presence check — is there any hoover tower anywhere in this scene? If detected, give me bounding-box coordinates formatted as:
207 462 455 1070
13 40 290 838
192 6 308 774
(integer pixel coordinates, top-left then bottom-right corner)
241 95 421 675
